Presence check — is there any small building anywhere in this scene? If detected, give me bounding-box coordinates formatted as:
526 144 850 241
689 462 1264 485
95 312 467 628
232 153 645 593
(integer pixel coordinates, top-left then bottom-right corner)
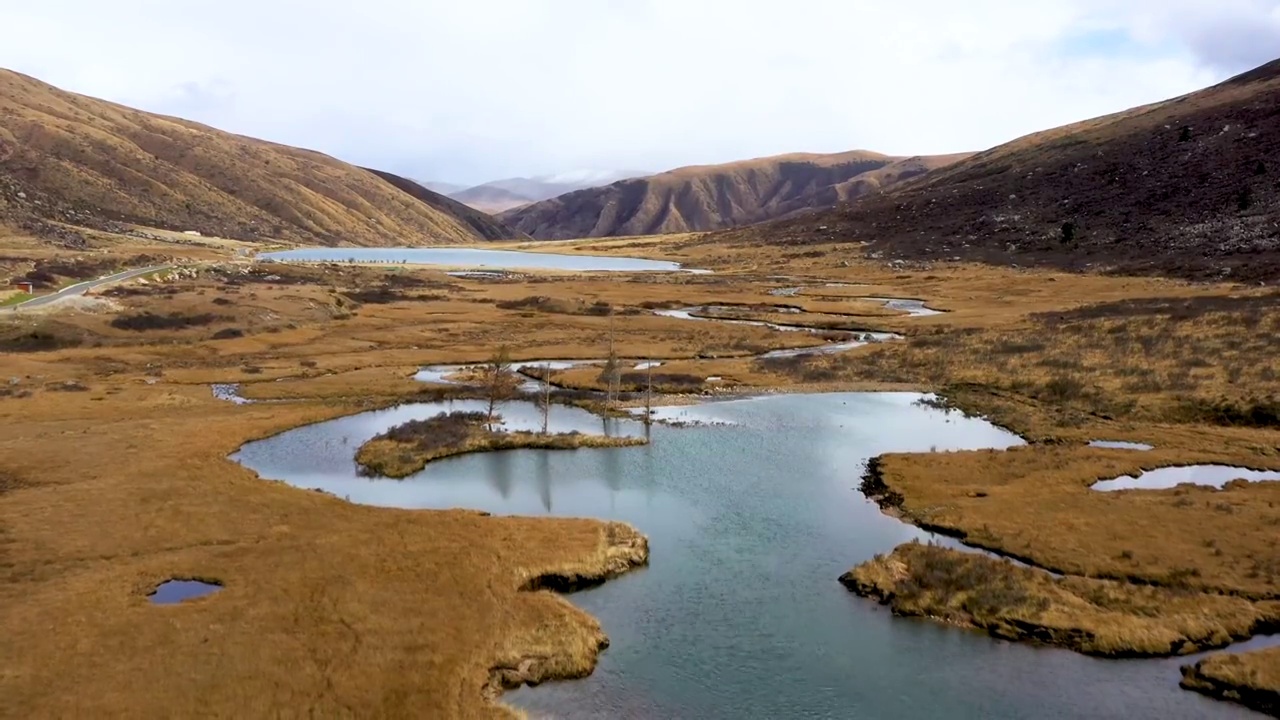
14 281 35 294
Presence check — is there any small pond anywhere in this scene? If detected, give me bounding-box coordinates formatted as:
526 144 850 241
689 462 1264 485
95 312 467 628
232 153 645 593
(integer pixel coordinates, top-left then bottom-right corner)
232 392 1266 718
149 580 222 605
258 247 700 273
1093 465 1280 492
864 296 945 317
1089 440 1155 451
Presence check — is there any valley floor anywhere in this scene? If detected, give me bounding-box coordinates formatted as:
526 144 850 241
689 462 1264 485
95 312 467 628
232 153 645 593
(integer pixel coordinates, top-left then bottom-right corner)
1 224 1278 717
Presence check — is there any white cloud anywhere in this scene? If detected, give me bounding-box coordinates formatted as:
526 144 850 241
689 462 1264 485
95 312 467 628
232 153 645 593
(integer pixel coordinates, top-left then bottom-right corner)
2 1 1277 184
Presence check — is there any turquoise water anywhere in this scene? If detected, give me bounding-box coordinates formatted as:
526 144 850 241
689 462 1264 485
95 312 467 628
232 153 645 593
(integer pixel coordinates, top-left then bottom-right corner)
233 393 1269 719
257 247 695 272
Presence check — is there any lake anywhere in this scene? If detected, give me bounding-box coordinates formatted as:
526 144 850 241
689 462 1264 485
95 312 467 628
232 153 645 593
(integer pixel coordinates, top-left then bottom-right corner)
257 247 699 272
233 393 1268 719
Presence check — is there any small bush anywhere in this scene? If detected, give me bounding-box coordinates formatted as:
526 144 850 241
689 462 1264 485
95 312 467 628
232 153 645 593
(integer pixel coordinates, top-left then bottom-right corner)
0 328 84 352
211 328 245 340
110 312 224 331
1040 375 1086 402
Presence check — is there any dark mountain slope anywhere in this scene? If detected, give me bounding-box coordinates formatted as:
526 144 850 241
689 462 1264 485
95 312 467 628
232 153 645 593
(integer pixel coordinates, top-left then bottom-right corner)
725 58 1280 282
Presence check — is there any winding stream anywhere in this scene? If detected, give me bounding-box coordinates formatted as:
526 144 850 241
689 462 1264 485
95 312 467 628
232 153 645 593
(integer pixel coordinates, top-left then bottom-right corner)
232 394 1273 719
220 287 1272 718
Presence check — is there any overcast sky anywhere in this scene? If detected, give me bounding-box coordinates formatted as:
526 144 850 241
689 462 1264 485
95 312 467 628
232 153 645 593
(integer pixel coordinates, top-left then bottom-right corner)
4 1 1279 186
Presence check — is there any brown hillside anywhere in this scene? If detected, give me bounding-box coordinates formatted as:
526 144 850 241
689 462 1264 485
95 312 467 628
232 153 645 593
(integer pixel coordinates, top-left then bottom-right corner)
725 58 1280 282
0 68 519 245
502 150 969 240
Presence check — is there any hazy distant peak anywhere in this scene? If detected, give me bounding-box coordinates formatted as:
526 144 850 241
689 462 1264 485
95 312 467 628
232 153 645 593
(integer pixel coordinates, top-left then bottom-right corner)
530 169 651 185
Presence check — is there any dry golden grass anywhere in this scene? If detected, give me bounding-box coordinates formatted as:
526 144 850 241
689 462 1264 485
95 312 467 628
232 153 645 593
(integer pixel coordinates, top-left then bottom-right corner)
843 542 1280 657
5 229 1280 716
864 444 1280 598
1181 646 1280 717
0 381 648 718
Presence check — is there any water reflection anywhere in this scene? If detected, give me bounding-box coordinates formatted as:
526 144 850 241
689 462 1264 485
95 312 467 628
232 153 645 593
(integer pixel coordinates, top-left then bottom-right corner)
536 451 553 512
233 393 1264 719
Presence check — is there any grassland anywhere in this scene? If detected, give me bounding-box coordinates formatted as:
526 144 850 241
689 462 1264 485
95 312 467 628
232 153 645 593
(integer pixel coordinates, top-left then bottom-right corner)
355 411 646 478
3 226 1280 716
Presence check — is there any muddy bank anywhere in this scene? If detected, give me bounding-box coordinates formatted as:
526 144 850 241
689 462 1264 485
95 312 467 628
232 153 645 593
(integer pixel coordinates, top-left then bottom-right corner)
1180 647 1280 717
841 542 1280 659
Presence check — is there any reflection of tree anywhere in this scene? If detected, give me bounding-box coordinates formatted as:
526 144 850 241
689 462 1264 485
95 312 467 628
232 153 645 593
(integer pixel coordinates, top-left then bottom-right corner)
485 449 515 500
536 451 553 512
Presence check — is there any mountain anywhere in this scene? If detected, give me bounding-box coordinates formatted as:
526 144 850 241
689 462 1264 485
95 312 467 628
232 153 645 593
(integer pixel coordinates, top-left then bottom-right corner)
442 170 651 215
449 184 536 214
0 68 522 245
360 169 525 242
724 58 1280 282
474 170 650 203
420 180 467 195
501 151 970 240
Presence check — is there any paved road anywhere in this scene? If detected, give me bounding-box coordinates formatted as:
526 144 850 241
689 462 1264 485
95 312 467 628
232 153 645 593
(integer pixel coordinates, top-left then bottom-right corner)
7 265 172 311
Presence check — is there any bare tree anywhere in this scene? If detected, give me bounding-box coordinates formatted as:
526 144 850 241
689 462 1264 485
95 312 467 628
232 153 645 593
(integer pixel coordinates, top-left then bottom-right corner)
644 359 654 426
537 362 552 435
598 311 621 407
599 350 620 408
483 345 520 431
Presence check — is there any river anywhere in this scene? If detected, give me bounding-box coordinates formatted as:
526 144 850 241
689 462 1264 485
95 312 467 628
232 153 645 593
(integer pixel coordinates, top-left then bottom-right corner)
232 392 1270 719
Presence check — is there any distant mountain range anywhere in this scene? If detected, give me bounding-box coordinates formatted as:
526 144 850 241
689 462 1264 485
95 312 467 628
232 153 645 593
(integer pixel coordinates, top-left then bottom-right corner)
9 54 1278 283
499 151 972 239
423 170 651 214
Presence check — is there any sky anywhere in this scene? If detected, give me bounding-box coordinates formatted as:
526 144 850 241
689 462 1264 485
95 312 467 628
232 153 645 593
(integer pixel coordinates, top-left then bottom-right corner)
3 1 1279 187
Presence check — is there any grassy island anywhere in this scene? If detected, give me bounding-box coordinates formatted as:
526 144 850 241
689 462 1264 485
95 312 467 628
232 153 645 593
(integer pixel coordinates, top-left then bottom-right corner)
842 542 1280 658
355 411 647 478
1180 646 1280 718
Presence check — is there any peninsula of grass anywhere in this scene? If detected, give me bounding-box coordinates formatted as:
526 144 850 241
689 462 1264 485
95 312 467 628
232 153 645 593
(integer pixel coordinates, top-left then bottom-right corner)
1180 646 1280 717
842 542 1280 658
355 410 647 478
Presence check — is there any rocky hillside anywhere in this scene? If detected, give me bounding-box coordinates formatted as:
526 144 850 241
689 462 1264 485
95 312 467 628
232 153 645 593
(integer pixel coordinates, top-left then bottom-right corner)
726 58 1280 282
0 68 521 245
501 151 969 239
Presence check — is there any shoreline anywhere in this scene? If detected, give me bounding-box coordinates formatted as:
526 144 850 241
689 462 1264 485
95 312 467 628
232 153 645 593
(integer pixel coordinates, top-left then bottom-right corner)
484 521 651 713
